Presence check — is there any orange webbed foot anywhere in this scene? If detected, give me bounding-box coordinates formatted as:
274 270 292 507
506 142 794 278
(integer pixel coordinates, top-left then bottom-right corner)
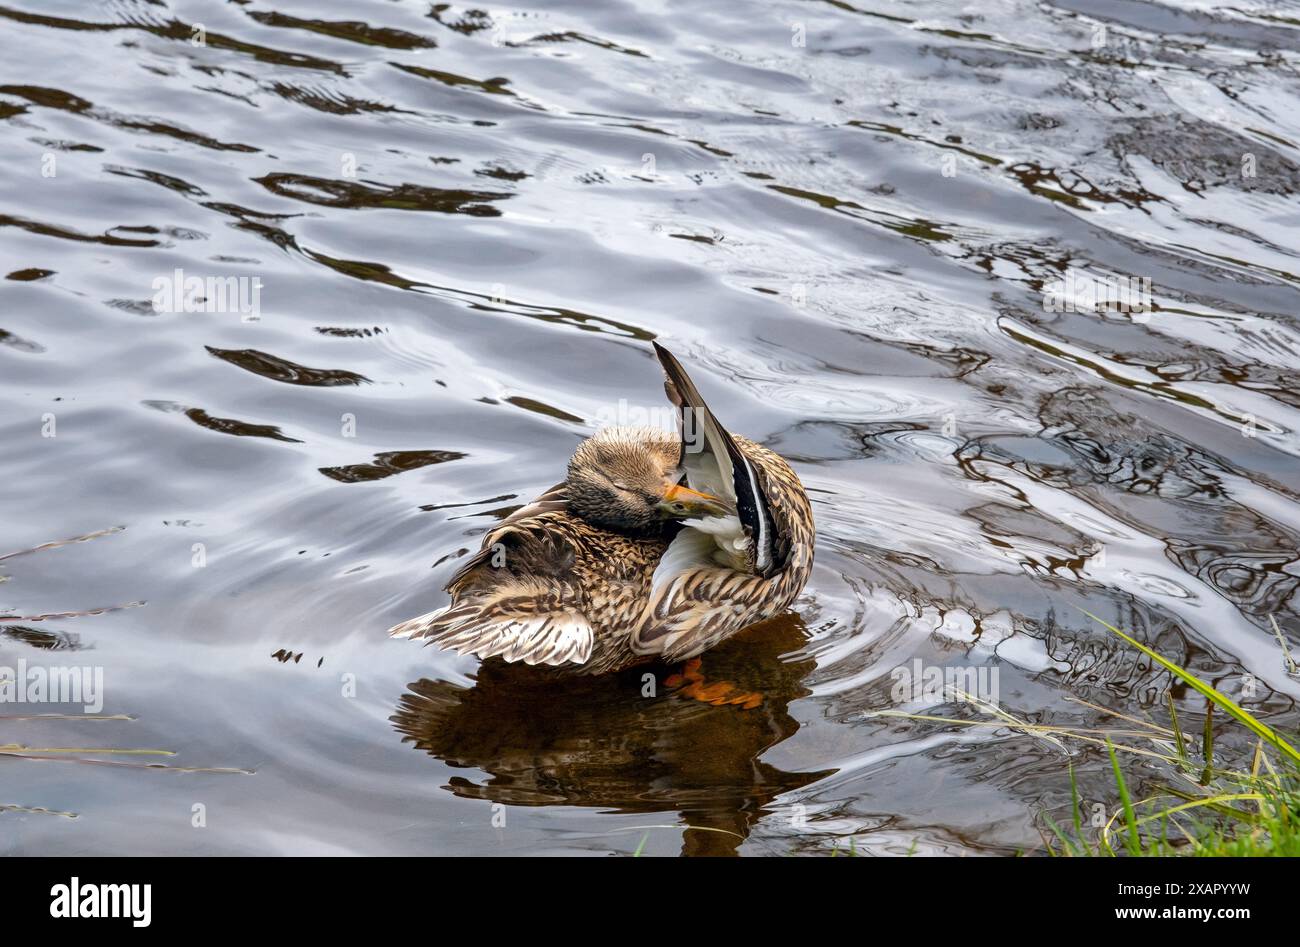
665 657 763 709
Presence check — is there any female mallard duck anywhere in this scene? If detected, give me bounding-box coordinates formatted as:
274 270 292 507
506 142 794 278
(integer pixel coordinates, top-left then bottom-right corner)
388 343 814 675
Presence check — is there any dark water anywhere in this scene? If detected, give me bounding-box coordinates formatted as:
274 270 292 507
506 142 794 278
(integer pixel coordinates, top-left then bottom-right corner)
2 0 1299 856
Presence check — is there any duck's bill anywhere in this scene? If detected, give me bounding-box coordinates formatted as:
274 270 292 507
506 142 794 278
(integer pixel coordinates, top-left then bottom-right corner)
658 482 732 519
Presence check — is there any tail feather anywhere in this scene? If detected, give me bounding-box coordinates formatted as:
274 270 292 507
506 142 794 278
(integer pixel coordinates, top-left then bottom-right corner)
387 599 594 667
388 604 471 641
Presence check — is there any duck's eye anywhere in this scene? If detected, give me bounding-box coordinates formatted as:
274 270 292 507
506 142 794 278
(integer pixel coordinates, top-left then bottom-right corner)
611 480 631 491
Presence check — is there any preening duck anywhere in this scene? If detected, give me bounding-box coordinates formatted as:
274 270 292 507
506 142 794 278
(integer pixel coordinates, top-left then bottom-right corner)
388 343 814 675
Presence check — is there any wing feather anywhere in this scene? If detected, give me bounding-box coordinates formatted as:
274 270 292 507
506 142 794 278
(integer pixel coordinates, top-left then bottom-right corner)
652 343 779 575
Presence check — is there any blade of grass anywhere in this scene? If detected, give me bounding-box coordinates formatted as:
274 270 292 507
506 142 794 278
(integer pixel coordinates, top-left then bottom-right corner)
1081 608 1300 766
0 601 144 622
1067 696 1173 736
870 710 1186 764
0 526 124 562
0 802 77 818
1042 811 1076 856
0 714 134 721
1250 741 1272 819
948 687 1068 751
0 750 250 772
1169 815 1201 852
1131 793 1263 828
1268 614 1298 675
1069 763 1094 856
0 744 172 756
1153 784 1262 822
1167 691 1188 768
1201 701 1215 785
601 824 745 840
1107 738 1142 856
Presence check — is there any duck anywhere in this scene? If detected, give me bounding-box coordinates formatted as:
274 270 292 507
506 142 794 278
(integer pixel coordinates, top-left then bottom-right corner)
388 343 814 675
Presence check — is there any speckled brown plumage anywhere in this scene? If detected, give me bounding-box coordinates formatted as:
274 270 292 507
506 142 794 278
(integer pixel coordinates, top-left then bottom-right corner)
632 435 814 665
388 347 815 675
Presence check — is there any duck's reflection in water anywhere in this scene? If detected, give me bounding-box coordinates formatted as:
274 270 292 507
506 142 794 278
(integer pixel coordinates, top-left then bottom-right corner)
391 614 832 856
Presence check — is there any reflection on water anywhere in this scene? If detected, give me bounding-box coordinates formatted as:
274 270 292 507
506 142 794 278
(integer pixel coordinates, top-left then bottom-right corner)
393 617 831 856
1 0 1299 855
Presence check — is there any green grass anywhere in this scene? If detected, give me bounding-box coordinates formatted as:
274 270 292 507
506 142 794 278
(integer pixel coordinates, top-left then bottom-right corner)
1047 755 1300 856
1043 612 1300 856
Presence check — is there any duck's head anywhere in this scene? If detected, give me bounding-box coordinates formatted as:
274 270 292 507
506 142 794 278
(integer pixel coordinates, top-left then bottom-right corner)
566 425 730 532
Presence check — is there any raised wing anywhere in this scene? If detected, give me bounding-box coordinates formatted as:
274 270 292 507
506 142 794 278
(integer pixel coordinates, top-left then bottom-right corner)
652 342 781 576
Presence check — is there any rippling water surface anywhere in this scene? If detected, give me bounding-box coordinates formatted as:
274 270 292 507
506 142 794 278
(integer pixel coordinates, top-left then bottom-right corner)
2 0 1300 855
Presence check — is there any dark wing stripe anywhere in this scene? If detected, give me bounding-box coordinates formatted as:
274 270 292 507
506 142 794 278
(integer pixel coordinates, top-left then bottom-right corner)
735 449 774 574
